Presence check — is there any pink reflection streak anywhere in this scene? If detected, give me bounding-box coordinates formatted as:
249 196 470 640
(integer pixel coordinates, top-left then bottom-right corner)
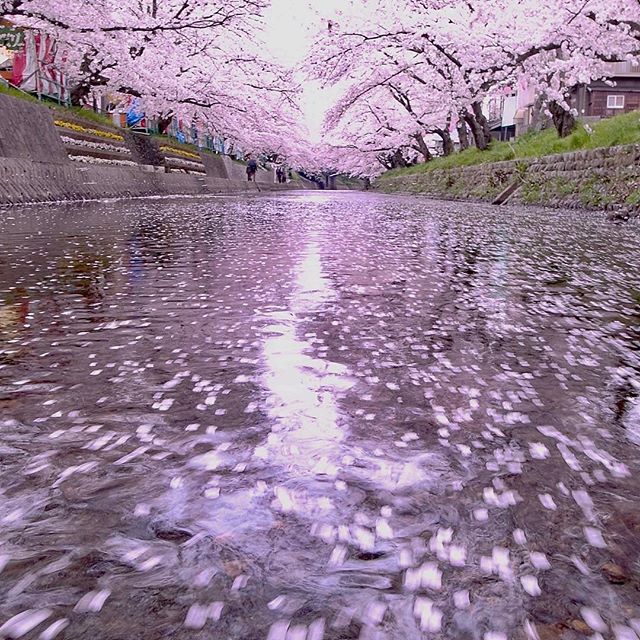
256 239 353 479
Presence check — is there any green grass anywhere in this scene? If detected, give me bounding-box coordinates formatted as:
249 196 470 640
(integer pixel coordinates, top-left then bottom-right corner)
57 106 114 128
625 189 640 206
381 110 640 180
151 133 203 154
1 81 117 128
0 81 39 103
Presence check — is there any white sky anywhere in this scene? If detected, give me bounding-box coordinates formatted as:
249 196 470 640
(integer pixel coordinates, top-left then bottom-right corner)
262 0 344 142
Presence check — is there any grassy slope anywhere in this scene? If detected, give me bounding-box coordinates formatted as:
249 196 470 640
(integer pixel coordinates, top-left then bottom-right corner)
0 83 212 155
58 106 114 128
0 82 39 103
1 82 118 128
381 111 640 180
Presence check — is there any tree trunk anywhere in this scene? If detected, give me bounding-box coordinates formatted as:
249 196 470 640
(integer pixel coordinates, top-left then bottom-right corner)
70 52 96 107
157 114 174 135
530 95 548 132
412 133 433 162
391 148 409 168
69 53 114 107
463 109 490 151
70 81 91 107
549 101 576 138
377 155 393 171
435 128 454 156
471 101 493 144
457 117 471 151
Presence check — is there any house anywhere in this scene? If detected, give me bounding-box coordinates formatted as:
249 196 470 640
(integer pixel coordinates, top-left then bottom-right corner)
572 61 640 118
483 93 518 142
512 61 640 136
512 76 539 137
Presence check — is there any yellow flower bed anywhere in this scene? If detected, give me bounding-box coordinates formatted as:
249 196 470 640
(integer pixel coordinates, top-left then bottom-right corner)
54 120 124 142
159 145 201 161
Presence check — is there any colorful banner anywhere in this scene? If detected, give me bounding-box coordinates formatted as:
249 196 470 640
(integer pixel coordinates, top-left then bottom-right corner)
125 97 145 127
11 31 67 101
11 31 35 88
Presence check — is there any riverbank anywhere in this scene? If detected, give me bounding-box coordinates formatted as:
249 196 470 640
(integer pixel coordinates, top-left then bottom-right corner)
377 144 640 213
377 113 640 213
0 93 315 206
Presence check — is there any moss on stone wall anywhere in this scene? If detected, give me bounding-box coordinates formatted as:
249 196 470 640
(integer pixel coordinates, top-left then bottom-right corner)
378 162 521 202
625 189 640 206
377 144 640 213
516 167 640 210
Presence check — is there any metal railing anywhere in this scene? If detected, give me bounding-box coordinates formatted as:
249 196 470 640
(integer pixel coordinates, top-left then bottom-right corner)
2 73 228 156
0 70 70 106
21 68 70 106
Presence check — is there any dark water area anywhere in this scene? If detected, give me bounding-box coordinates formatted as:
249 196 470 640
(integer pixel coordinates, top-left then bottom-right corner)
0 192 639 640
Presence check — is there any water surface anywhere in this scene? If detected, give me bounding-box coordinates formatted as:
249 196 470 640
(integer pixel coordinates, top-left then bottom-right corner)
0 192 639 640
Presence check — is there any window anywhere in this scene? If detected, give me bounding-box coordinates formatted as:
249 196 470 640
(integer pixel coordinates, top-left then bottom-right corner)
607 95 625 109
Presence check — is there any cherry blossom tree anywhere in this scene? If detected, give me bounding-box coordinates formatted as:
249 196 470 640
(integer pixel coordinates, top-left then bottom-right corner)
4 0 640 174
307 0 640 176
1 0 305 159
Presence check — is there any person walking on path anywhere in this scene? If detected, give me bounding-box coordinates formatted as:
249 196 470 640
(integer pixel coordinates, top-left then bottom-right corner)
246 157 258 182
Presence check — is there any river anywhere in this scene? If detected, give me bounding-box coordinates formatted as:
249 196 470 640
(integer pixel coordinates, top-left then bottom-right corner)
0 192 639 640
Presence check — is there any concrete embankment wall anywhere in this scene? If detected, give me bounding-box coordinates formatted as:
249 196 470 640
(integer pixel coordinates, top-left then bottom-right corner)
0 94 314 206
378 144 640 211
0 158 284 204
0 95 69 164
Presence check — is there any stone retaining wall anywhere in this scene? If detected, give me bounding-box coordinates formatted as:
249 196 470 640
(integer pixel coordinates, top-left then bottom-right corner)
0 94 314 206
200 153 230 179
0 94 68 164
0 158 308 206
378 144 640 211
516 145 640 210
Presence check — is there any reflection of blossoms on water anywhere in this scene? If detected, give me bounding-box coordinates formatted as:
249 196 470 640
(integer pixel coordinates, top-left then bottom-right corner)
0 289 28 334
0 193 638 640
257 241 351 470
254 239 356 526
